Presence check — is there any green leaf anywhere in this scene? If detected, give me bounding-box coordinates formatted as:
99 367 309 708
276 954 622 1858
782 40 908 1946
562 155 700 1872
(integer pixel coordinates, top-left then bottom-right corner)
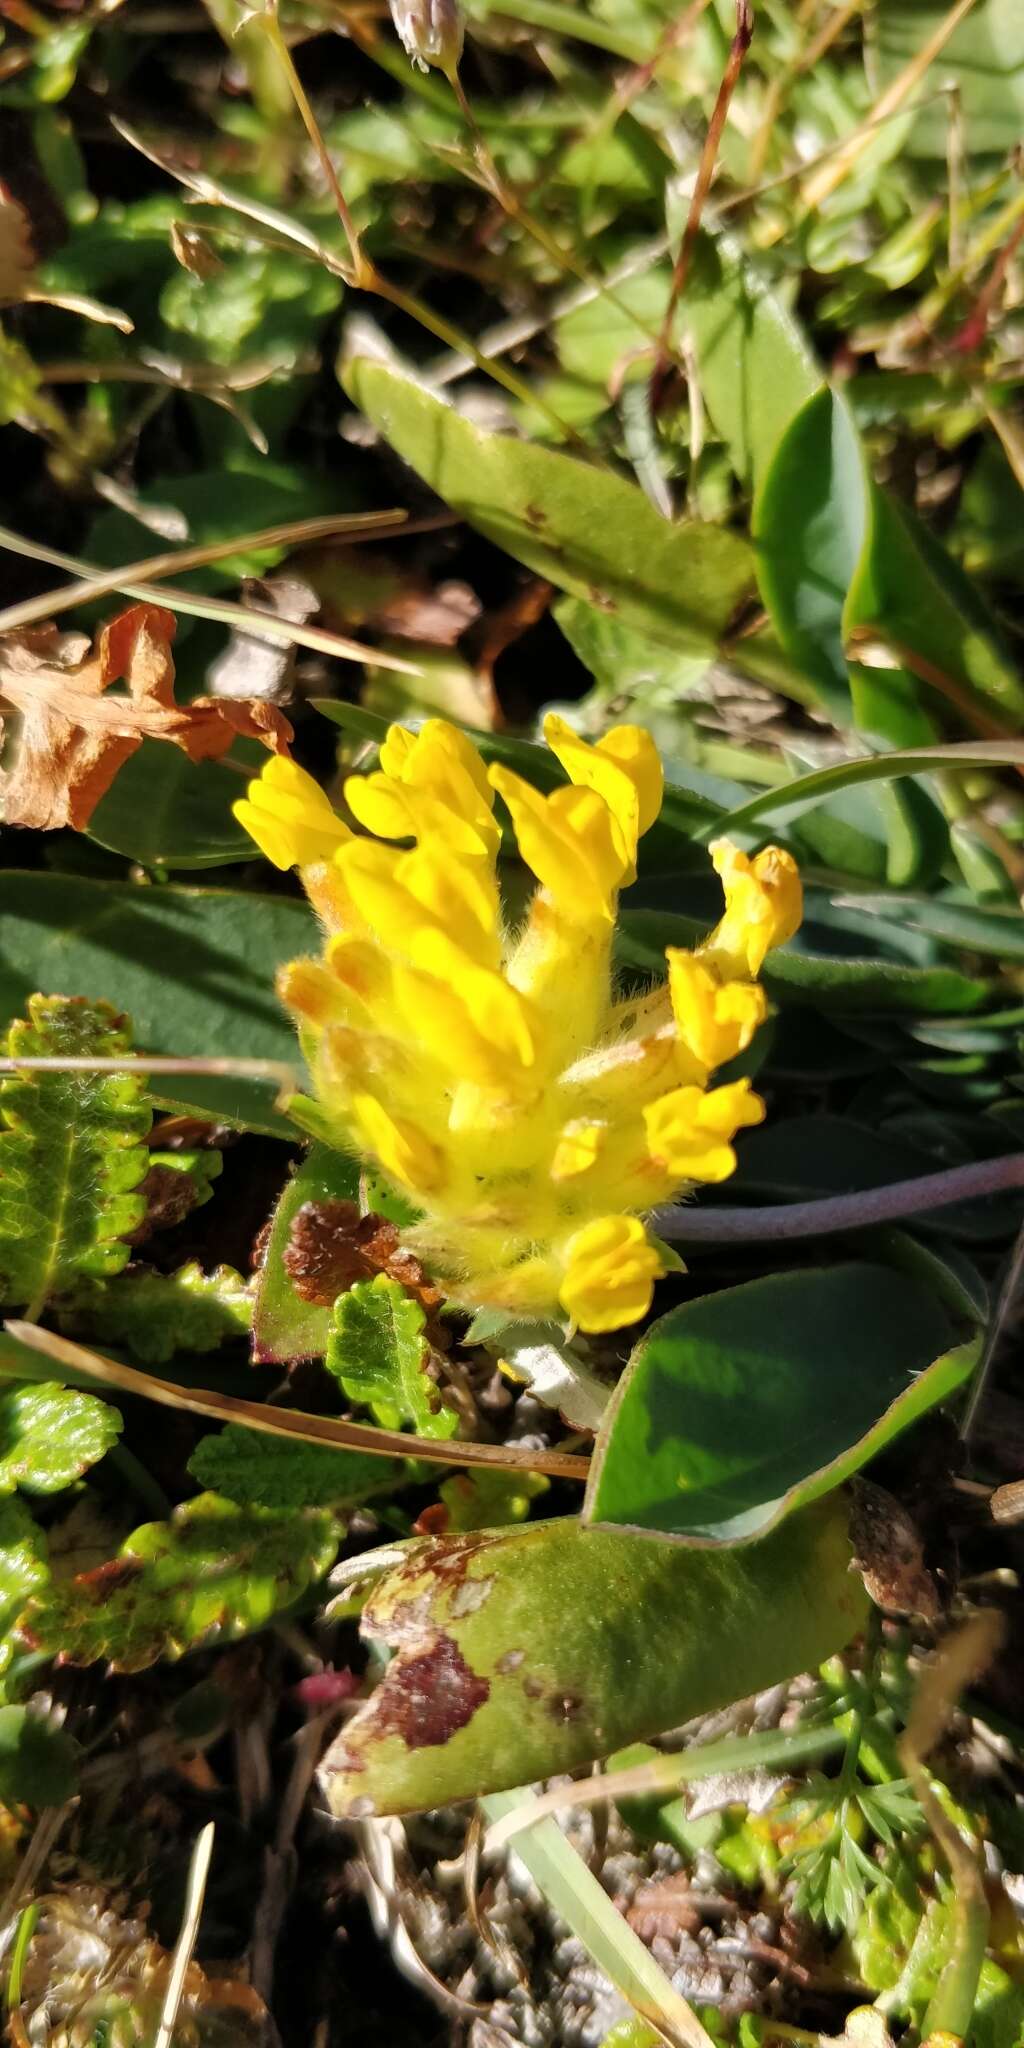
753 386 869 720
584 1265 968 1545
326 1274 458 1439
24 1492 338 1673
320 1496 868 1815
0 1381 120 1495
252 1144 360 1365
712 738 1024 838
0 1705 77 1806
846 489 1024 725
188 1423 405 1509
437 1468 549 1530
0 996 151 1315
685 231 820 492
87 743 255 871
618 910 990 1016
340 357 753 656
0 1496 49 1676
63 1263 252 1368
0 876 316 1135
85 459 345 592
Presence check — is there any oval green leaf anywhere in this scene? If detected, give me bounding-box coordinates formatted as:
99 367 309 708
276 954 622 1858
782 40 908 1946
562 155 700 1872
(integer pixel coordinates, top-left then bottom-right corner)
321 1496 868 1816
585 1264 971 1545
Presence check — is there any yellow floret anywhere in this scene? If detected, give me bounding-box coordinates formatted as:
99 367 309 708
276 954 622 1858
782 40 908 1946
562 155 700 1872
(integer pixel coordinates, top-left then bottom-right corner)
559 1215 666 1333
233 757 350 870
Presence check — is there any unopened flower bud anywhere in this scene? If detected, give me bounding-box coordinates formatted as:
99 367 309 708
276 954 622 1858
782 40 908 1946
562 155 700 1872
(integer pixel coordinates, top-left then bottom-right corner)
388 0 463 77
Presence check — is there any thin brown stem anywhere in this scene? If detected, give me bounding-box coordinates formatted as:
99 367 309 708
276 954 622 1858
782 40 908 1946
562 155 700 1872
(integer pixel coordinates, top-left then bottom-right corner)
655 0 753 382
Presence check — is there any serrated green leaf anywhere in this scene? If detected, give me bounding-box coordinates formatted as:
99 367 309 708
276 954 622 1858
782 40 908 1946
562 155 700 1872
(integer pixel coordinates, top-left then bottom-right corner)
0 1381 120 1495
0 1496 49 1678
188 1423 405 1509
0 1705 77 1806
23 1492 338 1673
0 996 151 1316
63 1262 252 1367
326 1274 458 1439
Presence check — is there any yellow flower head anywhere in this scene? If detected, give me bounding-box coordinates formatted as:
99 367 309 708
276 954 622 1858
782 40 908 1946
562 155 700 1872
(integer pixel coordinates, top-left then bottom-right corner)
237 719 801 1333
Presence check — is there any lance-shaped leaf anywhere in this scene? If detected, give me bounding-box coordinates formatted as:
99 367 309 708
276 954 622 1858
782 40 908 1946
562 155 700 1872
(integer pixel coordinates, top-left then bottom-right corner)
23 1492 338 1673
0 995 152 1316
0 1380 120 1495
63 1262 252 1368
326 1273 458 1439
320 1497 868 1817
585 1265 967 1546
0 1706 77 1807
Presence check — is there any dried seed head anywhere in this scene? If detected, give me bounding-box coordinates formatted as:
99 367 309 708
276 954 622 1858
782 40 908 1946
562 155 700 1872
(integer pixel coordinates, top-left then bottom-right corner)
388 0 463 77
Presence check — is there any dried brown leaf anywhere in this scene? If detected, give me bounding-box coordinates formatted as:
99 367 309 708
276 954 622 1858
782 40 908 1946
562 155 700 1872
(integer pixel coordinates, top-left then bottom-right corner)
283 1199 445 1333
0 602 293 829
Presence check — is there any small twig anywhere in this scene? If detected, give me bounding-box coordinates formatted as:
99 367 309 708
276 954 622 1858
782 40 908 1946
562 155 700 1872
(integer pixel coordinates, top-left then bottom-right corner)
653 1152 1024 1243
961 1217 1024 1444
0 527 422 676
655 0 753 382
0 509 408 638
153 1822 215 2048
0 1055 301 1102
4 1322 592 1481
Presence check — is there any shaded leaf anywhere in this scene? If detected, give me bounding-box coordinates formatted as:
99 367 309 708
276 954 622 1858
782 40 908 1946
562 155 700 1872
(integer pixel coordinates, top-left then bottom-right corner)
0 1381 120 1495
685 230 820 492
0 874 315 1134
340 357 754 656
187 1423 404 1510
0 996 151 1314
753 386 869 721
866 0 1024 157
326 1274 458 1439
321 1497 868 1816
23 1492 338 1673
436 1468 549 1531
0 603 292 831
86 742 255 871
0 1705 77 1806
62 1262 252 1368
585 1266 969 1544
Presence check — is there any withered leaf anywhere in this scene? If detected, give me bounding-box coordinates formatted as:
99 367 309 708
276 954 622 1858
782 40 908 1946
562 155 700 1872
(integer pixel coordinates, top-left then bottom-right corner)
0 602 293 831
283 1199 444 1334
0 185 36 303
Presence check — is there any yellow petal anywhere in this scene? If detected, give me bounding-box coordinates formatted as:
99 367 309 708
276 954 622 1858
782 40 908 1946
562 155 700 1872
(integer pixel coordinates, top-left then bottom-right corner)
233 757 349 870
643 1076 764 1182
667 951 768 1071
489 765 626 921
597 724 664 835
352 1093 443 1193
408 929 537 1072
550 1120 606 1181
559 1214 664 1333
398 844 501 967
703 840 802 978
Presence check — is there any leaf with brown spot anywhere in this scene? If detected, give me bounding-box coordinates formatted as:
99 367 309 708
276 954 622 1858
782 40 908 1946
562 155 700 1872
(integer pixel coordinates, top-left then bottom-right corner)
0 603 293 831
321 1496 869 1816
